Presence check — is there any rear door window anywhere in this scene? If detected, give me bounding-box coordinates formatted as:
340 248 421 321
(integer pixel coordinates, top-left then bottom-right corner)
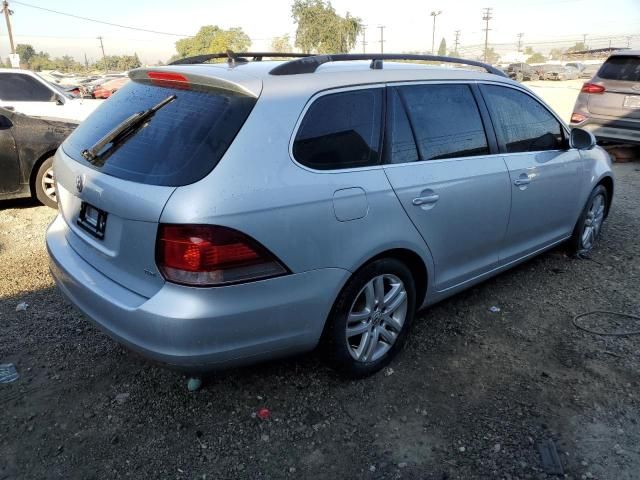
0 73 54 101
598 56 640 82
293 88 383 170
481 85 565 153
387 84 489 162
63 80 256 186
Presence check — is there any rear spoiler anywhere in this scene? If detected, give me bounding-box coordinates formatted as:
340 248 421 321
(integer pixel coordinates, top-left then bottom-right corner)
128 68 262 98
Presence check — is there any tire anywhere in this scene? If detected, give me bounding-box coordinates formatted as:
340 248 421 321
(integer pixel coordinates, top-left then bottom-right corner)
324 258 416 378
567 185 608 257
34 157 57 209
515 72 524 82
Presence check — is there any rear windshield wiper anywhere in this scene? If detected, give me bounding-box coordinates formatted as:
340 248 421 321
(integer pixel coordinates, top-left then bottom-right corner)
81 94 176 162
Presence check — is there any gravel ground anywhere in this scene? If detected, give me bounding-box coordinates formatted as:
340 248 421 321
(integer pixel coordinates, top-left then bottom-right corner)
1 161 639 480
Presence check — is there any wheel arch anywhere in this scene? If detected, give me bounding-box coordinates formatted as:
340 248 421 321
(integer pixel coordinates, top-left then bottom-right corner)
596 175 614 217
29 149 57 197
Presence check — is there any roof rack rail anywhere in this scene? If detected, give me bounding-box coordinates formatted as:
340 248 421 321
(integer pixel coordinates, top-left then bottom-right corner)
169 50 313 66
269 54 507 77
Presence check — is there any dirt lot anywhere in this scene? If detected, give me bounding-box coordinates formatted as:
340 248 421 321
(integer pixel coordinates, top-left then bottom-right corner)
0 159 638 479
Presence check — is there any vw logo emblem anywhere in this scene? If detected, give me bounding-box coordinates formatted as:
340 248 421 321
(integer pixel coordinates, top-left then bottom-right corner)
76 175 84 193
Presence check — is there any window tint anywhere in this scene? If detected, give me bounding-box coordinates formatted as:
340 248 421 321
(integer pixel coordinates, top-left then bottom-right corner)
482 85 564 153
598 56 640 82
63 81 256 186
394 84 489 161
384 89 418 164
0 73 54 101
293 89 382 170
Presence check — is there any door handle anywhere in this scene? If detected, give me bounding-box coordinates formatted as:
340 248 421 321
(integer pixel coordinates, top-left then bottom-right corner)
513 178 531 186
412 194 440 206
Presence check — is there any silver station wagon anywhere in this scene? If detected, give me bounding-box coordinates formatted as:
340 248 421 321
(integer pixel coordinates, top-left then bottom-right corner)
47 53 614 378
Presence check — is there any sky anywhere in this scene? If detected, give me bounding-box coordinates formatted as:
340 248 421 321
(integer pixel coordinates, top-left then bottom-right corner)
0 0 638 64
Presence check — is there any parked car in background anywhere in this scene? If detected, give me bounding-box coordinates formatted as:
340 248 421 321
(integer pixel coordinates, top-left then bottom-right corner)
544 65 580 81
506 63 540 81
0 69 102 122
571 51 640 145
93 77 129 99
47 53 614 378
0 107 76 207
565 62 586 74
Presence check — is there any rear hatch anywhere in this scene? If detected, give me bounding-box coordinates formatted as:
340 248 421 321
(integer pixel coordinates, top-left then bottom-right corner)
588 54 640 119
55 68 260 297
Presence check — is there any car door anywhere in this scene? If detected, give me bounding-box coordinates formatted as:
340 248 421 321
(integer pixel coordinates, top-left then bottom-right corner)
383 83 511 291
480 84 582 263
0 72 60 118
0 112 20 194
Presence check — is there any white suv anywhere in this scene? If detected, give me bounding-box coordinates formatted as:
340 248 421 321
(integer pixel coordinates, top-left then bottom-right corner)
0 69 102 122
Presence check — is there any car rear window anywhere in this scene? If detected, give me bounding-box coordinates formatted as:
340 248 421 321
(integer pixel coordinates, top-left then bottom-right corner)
62 80 256 186
598 56 640 82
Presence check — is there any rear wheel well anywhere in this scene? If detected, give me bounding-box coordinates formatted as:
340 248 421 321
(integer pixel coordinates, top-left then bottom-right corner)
29 150 56 197
597 176 614 217
366 249 428 308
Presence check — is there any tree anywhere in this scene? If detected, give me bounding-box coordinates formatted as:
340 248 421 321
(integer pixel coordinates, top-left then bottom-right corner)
524 46 534 55
174 25 251 58
271 35 293 53
567 42 586 53
437 38 447 56
527 52 546 64
549 48 564 60
483 47 500 64
291 0 363 53
16 44 35 64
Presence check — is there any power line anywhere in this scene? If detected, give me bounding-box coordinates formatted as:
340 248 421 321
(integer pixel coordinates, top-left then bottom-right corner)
517 32 524 52
11 0 192 37
482 7 492 62
454 30 461 54
378 25 385 54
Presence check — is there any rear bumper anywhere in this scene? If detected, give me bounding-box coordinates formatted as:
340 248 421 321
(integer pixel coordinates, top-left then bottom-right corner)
46 214 349 371
571 117 640 145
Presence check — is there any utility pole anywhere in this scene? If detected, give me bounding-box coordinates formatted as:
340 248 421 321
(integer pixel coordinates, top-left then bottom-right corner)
97 36 107 71
378 25 385 54
482 7 492 63
430 10 442 55
626 36 632 48
84 52 89 70
362 25 367 54
516 32 524 52
454 30 461 55
2 1 16 55
582 33 588 49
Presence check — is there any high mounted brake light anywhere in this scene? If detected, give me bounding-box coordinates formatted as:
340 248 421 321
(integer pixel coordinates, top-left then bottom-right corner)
156 225 288 286
147 71 190 89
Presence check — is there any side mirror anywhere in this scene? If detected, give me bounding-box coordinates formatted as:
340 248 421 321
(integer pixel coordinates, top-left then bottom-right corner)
53 93 65 105
570 127 596 150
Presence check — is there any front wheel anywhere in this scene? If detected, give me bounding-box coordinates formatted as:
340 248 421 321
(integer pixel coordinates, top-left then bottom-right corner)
567 185 608 257
34 157 57 209
324 258 416 378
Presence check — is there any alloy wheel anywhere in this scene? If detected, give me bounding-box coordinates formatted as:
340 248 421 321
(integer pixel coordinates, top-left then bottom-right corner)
581 193 605 251
345 274 408 363
41 167 56 203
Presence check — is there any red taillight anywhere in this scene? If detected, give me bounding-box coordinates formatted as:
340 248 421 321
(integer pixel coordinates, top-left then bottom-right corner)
156 225 287 286
581 83 605 94
571 112 588 124
147 71 190 89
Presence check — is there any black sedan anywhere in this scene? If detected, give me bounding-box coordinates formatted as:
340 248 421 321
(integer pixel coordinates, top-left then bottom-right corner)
0 108 77 208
